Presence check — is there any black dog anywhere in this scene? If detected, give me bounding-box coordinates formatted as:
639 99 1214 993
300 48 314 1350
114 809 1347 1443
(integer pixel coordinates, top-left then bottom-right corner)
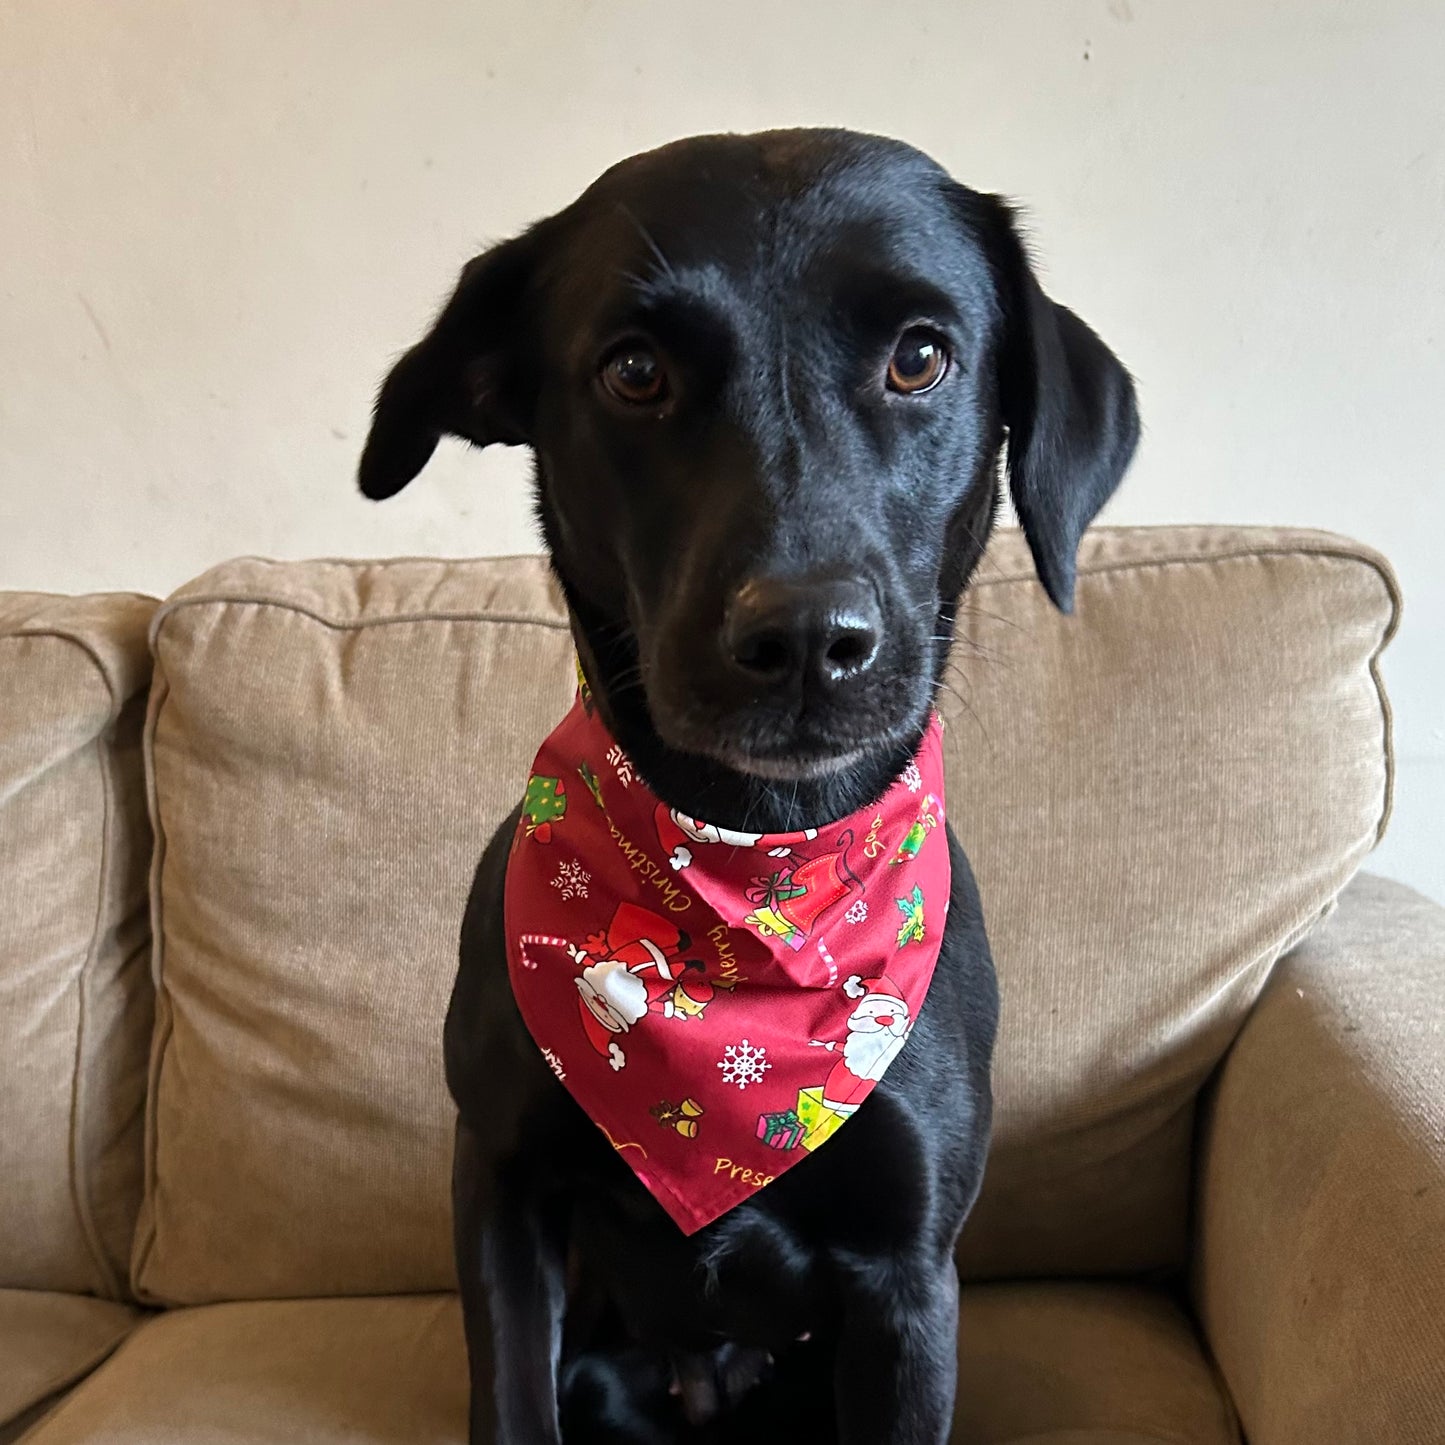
360 128 1137 1445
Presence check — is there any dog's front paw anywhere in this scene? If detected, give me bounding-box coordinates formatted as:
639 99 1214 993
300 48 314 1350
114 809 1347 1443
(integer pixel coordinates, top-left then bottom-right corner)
669 1341 774 1427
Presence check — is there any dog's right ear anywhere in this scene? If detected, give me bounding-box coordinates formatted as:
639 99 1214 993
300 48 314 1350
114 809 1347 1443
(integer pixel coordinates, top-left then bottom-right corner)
358 227 546 500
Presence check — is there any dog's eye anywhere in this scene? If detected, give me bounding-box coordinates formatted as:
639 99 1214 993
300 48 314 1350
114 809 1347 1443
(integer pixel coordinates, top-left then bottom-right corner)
886 328 949 395
600 344 668 406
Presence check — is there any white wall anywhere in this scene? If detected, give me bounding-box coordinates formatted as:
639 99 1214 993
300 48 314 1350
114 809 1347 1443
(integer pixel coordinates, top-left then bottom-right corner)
1 1 1440 902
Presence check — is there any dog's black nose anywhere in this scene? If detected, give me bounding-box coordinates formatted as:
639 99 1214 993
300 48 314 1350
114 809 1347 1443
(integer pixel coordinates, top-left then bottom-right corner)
722 576 881 690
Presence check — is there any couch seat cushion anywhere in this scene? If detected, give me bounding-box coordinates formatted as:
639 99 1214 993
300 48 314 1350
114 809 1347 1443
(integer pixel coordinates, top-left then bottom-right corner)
21 1296 465 1445
957 1283 1238 1443
0 1289 136 1442
19 1284 1234 1443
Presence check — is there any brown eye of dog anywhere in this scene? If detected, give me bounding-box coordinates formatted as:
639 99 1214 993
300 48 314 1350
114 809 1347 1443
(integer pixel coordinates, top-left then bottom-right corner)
601 344 667 406
886 328 949 394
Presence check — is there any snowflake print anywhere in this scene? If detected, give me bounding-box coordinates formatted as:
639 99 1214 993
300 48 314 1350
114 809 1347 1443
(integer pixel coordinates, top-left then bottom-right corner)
605 744 634 788
551 859 591 901
901 761 923 793
717 1039 772 1090
541 1047 566 1081
844 899 869 926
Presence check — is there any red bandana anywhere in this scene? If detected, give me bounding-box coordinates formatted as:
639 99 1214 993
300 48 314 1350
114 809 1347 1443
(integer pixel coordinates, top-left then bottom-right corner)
504 688 950 1234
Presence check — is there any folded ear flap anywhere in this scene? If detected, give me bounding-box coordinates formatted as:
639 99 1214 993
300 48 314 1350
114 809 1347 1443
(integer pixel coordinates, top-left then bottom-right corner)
977 195 1140 611
358 227 546 500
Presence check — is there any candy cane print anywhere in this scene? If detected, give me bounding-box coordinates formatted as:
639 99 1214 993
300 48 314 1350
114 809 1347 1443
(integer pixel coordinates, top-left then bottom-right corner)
816 937 839 987
517 933 574 970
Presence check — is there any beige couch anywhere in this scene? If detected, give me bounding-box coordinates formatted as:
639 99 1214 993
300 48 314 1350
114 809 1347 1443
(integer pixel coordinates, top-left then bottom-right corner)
2 526 1442 1444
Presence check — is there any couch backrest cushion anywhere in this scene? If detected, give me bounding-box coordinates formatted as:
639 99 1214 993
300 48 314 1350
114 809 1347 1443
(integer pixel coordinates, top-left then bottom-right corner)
131 530 1396 1302
0 593 156 1298
132 558 577 1302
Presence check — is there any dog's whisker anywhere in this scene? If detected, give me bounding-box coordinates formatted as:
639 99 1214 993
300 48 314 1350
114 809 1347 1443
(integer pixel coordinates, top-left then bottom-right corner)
616 202 677 285
943 641 1015 672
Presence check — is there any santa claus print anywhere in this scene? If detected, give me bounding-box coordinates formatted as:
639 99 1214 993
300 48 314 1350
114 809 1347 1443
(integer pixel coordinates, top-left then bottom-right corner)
572 902 721 1069
809 974 913 1115
654 804 817 872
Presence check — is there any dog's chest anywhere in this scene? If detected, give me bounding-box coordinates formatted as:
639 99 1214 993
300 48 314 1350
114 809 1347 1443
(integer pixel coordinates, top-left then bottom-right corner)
588 1210 826 1352
576 1083 948 1351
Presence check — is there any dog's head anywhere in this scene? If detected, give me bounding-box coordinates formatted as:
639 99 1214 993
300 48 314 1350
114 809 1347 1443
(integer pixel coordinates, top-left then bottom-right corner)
360 130 1137 820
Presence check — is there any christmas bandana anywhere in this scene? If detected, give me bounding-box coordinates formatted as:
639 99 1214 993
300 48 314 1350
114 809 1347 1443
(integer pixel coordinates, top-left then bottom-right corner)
504 688 950 1234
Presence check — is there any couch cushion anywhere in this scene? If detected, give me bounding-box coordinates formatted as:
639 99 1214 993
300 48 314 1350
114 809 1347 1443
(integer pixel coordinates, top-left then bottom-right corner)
0 1288 136 1442
133 558 576 1302
0 594 156 1298
957 1283 1238 1443
132 529 1395 1302
953 527 1396 1277
18 1285 1234 1444
20 1296 466 1445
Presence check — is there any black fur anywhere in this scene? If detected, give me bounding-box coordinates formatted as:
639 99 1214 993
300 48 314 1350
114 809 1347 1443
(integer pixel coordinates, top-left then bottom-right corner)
361 129 1137 1444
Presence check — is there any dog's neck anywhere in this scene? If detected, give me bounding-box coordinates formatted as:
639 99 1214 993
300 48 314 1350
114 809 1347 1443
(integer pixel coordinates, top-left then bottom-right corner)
565 600 928 836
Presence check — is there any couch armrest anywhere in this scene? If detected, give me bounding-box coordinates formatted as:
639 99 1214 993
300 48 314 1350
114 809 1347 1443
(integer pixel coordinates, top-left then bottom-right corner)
1193 873 1445 1445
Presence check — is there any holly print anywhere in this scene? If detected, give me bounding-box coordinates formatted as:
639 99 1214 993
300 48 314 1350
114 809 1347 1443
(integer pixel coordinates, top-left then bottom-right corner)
575 658 595 715
895 885 926 948
577 762 606 809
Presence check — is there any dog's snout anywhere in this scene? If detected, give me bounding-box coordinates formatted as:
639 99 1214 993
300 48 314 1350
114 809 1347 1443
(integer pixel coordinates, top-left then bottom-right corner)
722 576 882 691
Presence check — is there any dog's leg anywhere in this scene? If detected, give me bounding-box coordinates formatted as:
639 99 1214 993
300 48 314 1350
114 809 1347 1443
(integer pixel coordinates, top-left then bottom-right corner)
832 1253 960 1445
454 1115 568 1445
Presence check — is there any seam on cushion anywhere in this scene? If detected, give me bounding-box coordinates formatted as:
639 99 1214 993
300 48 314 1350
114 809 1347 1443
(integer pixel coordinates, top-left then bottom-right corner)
3 1313 138 1430
147 540 1393 632
991 1433 1208 1445
1362 564 1401 846
129 667 173 1304
973 538 1396 590
193 550 553 568
7 628 131 1301
66 730 125 1300
4 626 131 695
147 594 570 641
1197 1330 1246 1445
69 636 134 1300
183 531 1367 583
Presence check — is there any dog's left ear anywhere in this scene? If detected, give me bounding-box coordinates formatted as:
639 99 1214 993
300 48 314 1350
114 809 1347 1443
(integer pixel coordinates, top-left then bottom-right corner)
966 192 1140 612
358 224 549 500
